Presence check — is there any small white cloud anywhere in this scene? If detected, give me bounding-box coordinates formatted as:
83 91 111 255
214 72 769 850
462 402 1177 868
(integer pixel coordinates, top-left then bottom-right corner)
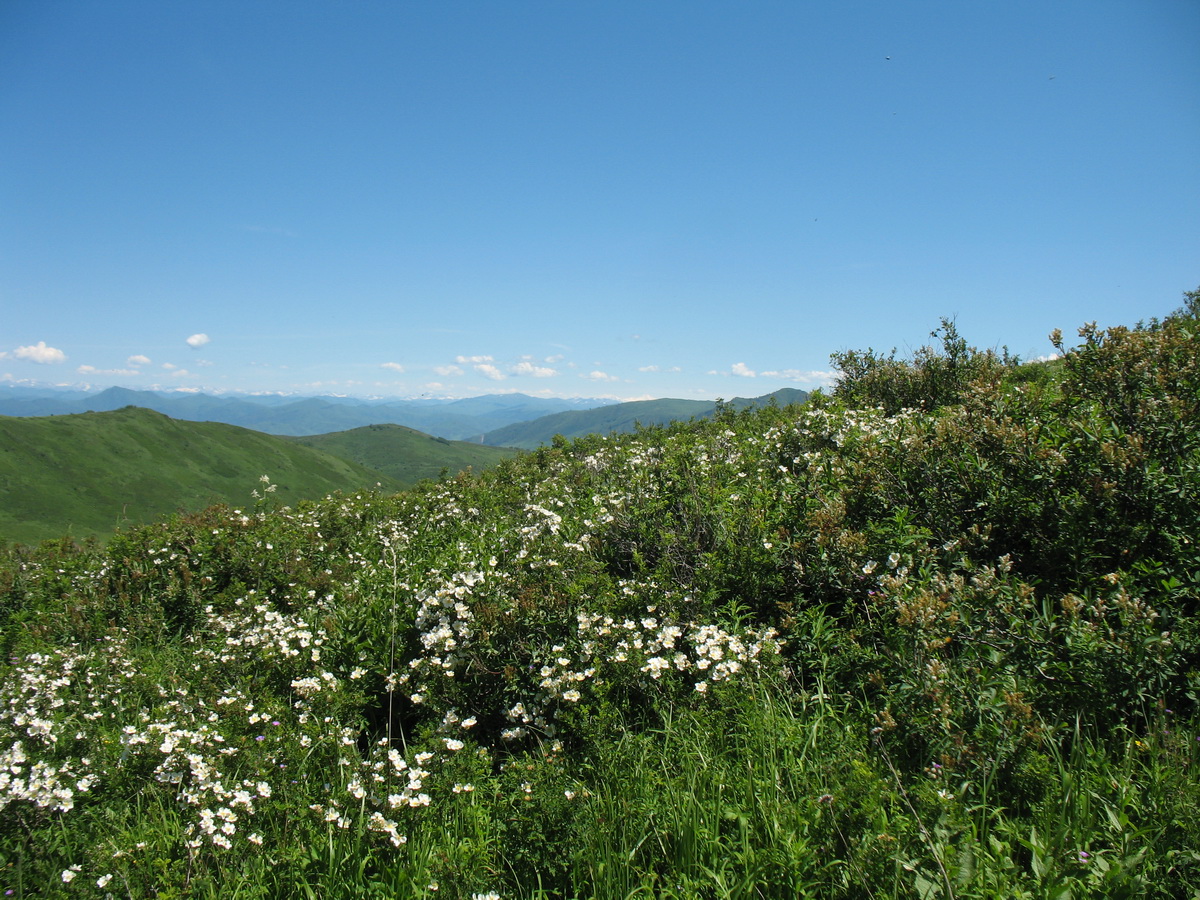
434 364 464 377
760 368 839 386
14 341 67 364
186 333 210 349
455 354 493 364
475 363 505 381
512 361 556 378
127 354 151 367
381 362 405 373
171 369 192 378
731 362 757 377
585 370 620 382
77 365 138 376
545 354 565 364
638 365 660 373
162 362 177 370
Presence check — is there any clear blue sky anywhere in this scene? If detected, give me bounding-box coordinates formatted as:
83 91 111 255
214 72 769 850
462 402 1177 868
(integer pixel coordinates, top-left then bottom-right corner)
3 1 1197 400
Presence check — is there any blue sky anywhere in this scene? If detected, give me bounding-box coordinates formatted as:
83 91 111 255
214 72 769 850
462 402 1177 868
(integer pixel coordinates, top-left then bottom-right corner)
2 1 1197 400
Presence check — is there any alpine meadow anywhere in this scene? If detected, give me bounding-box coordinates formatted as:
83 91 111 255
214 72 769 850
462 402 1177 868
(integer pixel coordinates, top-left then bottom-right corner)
2 291 1199 899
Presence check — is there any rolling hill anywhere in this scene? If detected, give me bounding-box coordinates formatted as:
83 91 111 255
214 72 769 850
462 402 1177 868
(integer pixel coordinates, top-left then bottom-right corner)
0 408 408 546
480 388 809 449
282 423 519 484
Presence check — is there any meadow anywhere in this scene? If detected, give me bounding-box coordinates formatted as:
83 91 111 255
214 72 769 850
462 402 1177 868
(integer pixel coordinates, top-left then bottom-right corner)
1 293 1198 898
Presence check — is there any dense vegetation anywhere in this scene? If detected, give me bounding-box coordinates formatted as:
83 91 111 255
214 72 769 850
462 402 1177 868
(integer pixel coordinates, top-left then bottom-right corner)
1 292 1197 898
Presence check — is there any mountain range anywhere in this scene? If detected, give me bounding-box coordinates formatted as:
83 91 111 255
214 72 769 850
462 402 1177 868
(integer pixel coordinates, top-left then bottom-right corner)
479 388 809 449
0 386 613 441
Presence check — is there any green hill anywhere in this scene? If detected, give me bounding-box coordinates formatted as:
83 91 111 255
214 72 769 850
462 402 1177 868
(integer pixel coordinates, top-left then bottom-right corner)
282 423 519 484
481 387 809 449
0 407 406 545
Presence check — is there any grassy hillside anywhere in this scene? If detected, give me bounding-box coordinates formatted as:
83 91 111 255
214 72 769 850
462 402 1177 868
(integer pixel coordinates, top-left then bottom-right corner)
0 407 405 545
482 388 809 449
283 423 519 484
0 294 1197 898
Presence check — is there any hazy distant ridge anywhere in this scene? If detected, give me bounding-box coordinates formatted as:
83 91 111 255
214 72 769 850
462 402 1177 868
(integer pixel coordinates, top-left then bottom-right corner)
0 387 614 440
480 388 809 449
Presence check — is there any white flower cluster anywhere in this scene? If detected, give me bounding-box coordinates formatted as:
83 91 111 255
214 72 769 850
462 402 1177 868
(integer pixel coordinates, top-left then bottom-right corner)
574 611 780 694
0 739 86 812
0 640 136 813
195 600 326 667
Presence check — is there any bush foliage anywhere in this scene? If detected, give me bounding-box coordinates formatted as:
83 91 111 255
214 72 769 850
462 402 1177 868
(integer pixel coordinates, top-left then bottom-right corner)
1 290 1198 898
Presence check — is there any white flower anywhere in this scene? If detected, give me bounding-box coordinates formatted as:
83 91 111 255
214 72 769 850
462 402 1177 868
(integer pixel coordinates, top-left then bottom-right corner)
97 874 113 888
62 867 80 883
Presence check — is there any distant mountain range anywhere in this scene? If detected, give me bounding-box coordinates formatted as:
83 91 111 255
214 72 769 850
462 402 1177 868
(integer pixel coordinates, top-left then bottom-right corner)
0 385 811 449
0 386 614 441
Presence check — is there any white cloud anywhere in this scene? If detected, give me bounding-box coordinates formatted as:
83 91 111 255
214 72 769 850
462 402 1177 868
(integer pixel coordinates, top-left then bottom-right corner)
545 354 565 364
455 354 493 364
171 369 192 378
512 361 557 378
585 370 620 382
77 365 138 376
127 354 151 366
14 341 67 364
381 362 405 373
162 362 177 370
638 365 660 373
186 333 210 349
731 362 757 377
434 364 464 377
760 368 839 386
475 363 505 381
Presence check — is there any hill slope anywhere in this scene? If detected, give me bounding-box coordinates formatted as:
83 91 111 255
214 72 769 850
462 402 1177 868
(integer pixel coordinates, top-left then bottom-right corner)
481 387 809 448
0 407 405 545
282 423 519 484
